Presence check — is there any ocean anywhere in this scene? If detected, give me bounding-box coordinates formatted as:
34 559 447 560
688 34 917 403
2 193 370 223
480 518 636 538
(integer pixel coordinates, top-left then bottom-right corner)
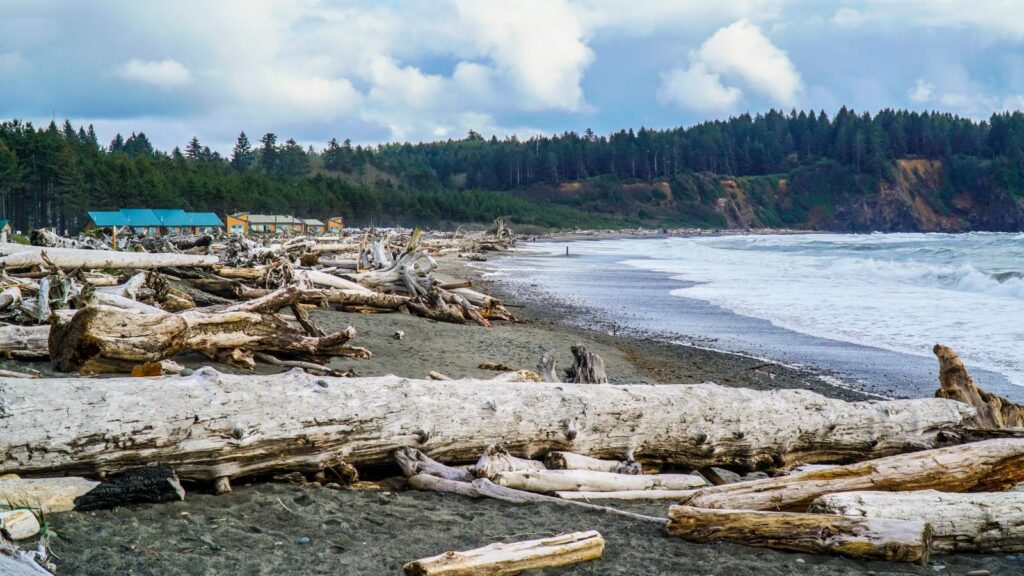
490 232 1024 400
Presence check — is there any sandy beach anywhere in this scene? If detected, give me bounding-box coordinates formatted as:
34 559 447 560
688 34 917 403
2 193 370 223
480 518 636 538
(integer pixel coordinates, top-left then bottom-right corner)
33 249 1024 575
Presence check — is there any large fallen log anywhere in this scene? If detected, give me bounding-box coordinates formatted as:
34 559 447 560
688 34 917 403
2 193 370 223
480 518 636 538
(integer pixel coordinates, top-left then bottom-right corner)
49 304 368 373
0 244 218 270
934 343 1024 429
810 489 1024 553
681 439 1024 512
402 531 605 576
667 506 931 564
0 371 971 483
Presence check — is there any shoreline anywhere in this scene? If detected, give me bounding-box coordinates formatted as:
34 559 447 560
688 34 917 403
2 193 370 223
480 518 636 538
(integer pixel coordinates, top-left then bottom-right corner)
492 236 1024 402
39 246 1022 576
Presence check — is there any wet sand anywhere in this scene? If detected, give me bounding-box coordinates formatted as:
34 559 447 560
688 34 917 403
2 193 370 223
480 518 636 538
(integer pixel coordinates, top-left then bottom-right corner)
40 253 1022 575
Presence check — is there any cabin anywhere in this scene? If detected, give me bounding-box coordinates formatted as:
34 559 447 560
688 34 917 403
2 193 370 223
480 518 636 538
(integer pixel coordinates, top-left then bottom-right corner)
302 218 325 234
230 213 306 235
327 216 344 234
86 209 224 236
224 214 248 235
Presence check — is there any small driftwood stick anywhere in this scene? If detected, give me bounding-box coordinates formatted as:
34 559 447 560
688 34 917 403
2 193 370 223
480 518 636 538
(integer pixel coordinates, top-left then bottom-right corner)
544 451 641 475
473 445 545 480
492 469 706 493
395 448 474 482
402 530 605 576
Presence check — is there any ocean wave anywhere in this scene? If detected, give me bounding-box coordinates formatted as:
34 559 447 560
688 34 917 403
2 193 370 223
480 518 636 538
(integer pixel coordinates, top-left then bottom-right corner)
824 257 1024 299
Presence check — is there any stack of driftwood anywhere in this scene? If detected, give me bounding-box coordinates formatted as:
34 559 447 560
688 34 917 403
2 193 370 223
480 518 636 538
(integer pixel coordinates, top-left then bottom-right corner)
0 223 515 376
3 338 1024 573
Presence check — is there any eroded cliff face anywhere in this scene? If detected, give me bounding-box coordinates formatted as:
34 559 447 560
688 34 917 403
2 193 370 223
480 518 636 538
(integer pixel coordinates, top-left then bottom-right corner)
710 159 1024 232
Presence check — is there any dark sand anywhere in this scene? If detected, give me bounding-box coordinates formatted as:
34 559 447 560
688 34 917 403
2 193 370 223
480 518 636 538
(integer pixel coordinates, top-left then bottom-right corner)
41 254 1023 575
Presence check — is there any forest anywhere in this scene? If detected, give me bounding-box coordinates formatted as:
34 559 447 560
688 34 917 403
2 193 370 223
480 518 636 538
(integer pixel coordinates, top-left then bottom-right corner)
2 107 1024 233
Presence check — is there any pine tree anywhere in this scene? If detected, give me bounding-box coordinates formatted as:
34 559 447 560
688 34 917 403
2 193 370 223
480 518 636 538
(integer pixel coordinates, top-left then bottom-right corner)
230 131 253 172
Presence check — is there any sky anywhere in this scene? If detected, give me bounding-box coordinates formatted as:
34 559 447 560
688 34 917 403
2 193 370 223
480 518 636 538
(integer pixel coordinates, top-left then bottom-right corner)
3 0 1024 153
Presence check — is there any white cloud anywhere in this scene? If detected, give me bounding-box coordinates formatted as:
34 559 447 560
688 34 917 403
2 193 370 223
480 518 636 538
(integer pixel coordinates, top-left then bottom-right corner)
908 78 935 103
657 19 802 112
657 63 742 111
114 58 192 89
832 7 867 27
697 20 803 105
367 57 444 108
455 0 594 111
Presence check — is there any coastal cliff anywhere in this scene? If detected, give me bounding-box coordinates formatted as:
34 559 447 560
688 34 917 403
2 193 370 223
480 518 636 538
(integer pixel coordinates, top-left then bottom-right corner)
531 158 1024 232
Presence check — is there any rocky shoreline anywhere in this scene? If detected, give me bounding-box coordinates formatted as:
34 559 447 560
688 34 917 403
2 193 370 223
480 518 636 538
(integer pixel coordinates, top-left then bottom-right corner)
34 250 1021 575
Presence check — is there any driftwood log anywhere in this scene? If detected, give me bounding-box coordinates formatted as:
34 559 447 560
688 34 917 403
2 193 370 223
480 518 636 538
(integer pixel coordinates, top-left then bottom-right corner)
402 531 605 576
48 304 368 372
0 467 185 513
810 489 1024 553
544 451 641 475
0 510 39 540
667 506 932 564
0 371 971 483
0 244 218 270
0 325 49 359
934 343 1024 429
492 469 706 493
681 439 1024 511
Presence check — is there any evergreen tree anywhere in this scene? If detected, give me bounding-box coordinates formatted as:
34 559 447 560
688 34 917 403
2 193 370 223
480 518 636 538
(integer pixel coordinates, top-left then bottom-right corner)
230 131 254 172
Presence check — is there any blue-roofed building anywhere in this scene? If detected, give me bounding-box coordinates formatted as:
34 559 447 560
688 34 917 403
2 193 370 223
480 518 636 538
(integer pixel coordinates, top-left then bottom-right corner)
0 219 12 239
86 209 224 236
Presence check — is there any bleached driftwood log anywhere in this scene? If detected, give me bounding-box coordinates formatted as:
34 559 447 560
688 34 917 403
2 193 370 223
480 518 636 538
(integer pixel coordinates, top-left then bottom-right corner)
493 469 705 493
402 531 605 576
667 506 931 564
395 448 473 482
810 490 1024 553
0 467 185 514
408 474 481 499
0 510 39 540
0 325 49 359
556 489 697 501
681 439 1024 511
934 343 1024 429
0 244 218 270
0 371 972 482
48 304 368 372
544 451 641 475
472 445 546 479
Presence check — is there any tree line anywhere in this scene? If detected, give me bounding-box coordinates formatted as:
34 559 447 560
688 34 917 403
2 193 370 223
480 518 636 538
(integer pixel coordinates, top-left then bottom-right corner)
1 107 1023 233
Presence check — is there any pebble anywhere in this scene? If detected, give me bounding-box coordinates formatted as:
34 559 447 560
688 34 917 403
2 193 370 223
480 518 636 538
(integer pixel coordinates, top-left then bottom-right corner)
297 537 310 545
795 558 804 564
316 379 328 388
180 368 194 376
965 571 990 576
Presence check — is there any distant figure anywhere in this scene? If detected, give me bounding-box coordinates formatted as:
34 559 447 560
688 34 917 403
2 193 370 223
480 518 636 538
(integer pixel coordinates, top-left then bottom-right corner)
565 246 569 256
